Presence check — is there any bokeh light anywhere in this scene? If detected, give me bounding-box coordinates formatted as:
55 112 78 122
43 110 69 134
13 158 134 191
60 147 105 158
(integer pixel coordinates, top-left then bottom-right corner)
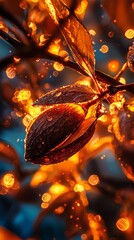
116 218 130 232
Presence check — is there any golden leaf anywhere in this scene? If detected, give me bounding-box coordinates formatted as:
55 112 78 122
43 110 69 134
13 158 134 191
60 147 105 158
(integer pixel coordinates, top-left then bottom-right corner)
45 0 95 79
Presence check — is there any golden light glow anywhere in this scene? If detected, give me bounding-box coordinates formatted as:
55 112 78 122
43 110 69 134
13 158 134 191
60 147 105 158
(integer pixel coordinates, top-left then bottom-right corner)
39 34 45 45
42 193 51 202
75 0 88 15
22 115 33 127
108 60 120 72
25 106 43 117
88 214 103 240
100 45 109 53
0 21 8 33
127 99 134 112
88 174 100 186
13 57 21 63
125 29 134 39
3 173 15 188
49 183 68 195
14 89 31 102
94 215 101 222
116 218 130 231
81 233 88 240
41 202 49 209
88 213 94 221
110 97 125 115
89 29 96 36
28 21 37 35
55 206 65 214
53 62 64 71
59 50 69 61
48 43 60 55
119 77 126 84
13 88 45 120
128 104 134 112
0 227 21 240
74 183 85 192
30 171 47 187
99 114 108 123
69 152 79 164
6 66 16 79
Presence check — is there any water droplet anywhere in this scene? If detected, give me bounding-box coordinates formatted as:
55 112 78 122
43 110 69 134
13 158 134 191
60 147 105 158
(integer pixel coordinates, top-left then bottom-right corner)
44 158 50 164
47 116 53 121
108 31 114 38
61 148 65 153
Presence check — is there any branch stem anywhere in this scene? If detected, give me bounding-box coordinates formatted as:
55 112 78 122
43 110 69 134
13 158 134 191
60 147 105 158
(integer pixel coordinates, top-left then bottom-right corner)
115 62 128 80
0 45 134 95
83 82 134 109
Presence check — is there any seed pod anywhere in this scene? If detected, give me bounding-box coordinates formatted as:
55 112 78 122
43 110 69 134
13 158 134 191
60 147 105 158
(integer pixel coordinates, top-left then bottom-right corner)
112 103 134 181
127 42 134 72
33 83 96 106
25 103 86 160
25 101 98 165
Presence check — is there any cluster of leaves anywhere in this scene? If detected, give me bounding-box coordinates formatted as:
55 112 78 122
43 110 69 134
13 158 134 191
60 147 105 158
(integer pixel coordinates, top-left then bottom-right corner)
0 0 134 239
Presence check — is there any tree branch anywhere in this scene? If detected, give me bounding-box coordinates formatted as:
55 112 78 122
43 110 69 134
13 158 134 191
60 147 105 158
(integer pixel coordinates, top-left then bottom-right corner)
0 45 134 94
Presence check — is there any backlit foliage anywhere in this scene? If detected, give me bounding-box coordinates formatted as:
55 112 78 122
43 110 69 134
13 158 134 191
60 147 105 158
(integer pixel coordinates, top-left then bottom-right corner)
0 0 134 239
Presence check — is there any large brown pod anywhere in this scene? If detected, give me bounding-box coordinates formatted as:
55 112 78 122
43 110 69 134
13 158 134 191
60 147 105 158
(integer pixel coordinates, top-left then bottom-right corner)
25 83 99 165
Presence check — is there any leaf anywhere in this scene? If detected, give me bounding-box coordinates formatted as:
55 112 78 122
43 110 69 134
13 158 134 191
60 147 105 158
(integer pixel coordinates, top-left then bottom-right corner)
45 0 95 78
0 140 20 168
33 83 96 106
30 160 76 187
25 103 86 160
57 0 88 18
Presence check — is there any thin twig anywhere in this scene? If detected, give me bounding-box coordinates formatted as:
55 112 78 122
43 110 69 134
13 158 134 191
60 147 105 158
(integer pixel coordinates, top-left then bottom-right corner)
0 45 134 95
43 1 78 51
115 62 128 80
